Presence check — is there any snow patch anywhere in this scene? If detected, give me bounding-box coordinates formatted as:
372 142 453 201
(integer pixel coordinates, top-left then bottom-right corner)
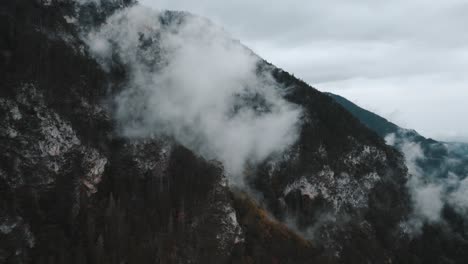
82 149 108 195
216 204 244 249
284 167 381 211
64 15 77 24
284 177 319 199
42 0 52 6
0 219 18 234
10 106 22 120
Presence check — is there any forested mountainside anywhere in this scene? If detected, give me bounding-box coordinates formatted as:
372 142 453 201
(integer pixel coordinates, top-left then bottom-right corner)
327 92 468 179
328 92 468 263
1 0 466 263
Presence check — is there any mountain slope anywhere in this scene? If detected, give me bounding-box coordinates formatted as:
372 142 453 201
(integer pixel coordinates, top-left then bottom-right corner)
327 92 468 263
326 92 468 179
0 1 453 263
325 93 401 137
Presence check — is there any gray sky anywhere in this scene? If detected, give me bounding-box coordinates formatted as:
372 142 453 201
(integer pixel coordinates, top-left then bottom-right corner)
139 0 468 142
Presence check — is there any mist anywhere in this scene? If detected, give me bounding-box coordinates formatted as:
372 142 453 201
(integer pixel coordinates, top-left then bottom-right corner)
84 5 302 185
386 134 468 234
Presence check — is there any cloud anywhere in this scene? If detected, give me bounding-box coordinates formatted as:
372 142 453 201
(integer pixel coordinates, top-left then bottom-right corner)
448 177 468 215
411 184 444 223
385 136 442 233
84 5 302 186
386 133 468 234
139 0 468 143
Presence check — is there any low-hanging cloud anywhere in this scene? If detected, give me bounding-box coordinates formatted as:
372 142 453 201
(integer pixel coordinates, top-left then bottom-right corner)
386 133 468 234
137 0 468 143
84 5 302 185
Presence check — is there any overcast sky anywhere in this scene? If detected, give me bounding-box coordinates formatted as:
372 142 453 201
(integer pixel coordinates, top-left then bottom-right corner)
139 0 468 142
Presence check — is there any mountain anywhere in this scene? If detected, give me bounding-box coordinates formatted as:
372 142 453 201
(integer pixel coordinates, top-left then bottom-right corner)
327 92 468 179
325 93 401 138
327 92 468 262
0 0 466 263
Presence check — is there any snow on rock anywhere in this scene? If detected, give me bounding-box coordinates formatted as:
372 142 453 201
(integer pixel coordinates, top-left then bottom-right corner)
0 83 112 259
284 165 381 212
284 177 319 199
344 144 387 167
42 0 53 6
0 217 18 235
0 84 107 194
125 140 173 178
37 111 81 157
64 15 77 24
10 106 22 121
82 149 108 195
215 203 244 250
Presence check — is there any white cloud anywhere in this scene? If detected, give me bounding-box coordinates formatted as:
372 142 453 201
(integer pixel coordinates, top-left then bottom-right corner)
85 5 302 186
448 176 468 215
412 184 444 223
139 0 468 142
386 134 468 234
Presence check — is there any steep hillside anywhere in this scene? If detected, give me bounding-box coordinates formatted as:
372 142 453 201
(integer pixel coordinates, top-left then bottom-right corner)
325 93 401 137
327 92 468 180
328 92 468 263
0 0 448 263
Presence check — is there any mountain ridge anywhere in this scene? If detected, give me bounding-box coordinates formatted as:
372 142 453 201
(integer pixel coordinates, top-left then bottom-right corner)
1 1 466 263
327 91 468 262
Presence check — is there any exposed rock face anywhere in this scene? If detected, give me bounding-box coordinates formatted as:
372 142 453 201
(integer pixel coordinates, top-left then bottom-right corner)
1 81 243 263
328 92 468 263
1 1 243 263
249 68 411 261
0 0 448 263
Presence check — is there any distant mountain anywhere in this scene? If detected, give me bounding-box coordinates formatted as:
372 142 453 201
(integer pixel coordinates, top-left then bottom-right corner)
327 92 468 178
327 92 468 263
325 92 401 138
